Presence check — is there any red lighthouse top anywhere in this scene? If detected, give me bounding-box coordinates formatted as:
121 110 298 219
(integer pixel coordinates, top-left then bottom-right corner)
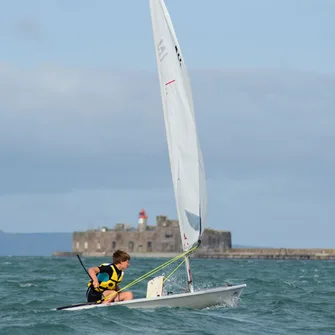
139 209 147 219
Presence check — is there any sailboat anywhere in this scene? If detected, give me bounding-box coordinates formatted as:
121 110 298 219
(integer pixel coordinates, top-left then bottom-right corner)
55 0 246 311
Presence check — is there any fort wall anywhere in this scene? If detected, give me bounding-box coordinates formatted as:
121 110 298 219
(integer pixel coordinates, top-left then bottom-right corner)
71 215 231 256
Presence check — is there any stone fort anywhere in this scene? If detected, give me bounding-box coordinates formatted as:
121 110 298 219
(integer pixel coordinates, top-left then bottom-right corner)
73 209 232 256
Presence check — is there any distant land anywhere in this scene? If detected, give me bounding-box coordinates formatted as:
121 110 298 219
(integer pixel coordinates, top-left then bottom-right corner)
0 231 253 256
0 231 72 256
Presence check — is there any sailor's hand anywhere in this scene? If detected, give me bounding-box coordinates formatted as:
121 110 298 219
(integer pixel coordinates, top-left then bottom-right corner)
93 280 99 288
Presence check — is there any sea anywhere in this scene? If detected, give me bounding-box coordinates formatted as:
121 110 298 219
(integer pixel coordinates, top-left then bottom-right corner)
0 256 334 335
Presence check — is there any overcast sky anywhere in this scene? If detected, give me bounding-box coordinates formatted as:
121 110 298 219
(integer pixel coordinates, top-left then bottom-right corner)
0 0 334 248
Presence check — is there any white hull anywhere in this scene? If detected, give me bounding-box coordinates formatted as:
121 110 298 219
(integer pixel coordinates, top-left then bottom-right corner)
55 284 246 311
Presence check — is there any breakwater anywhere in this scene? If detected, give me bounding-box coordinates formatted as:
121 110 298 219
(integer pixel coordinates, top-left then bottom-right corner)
52 248 335 260
194 248 335 260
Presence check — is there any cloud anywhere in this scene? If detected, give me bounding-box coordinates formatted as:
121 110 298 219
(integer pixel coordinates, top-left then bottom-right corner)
1 63 334 187
0 64 163 156
13 18 44 41
0 64 334 247
0 64 169 194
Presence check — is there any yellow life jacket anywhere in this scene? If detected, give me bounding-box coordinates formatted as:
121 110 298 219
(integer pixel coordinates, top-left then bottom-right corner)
88 263 124 292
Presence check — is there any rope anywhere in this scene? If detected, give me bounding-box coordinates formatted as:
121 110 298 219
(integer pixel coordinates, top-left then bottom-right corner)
98 245 198 303
163 257 187 283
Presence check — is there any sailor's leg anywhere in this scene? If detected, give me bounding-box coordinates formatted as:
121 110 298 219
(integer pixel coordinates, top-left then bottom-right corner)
102 290 118 303
115 291 133 302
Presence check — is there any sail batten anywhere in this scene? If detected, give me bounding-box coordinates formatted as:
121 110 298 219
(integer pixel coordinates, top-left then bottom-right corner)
149 0 207 251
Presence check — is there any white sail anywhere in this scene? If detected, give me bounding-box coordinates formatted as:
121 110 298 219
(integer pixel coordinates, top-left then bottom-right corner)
149 0 207 251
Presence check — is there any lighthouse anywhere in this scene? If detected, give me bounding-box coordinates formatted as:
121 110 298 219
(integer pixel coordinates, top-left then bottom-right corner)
138 209 148 233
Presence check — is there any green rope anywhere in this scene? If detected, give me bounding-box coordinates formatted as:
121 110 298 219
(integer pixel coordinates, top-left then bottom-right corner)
100 245 198 303
118 245 197 291
163 257 187 283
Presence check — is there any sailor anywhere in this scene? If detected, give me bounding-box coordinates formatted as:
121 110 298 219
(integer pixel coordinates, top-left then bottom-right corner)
86 250 133 304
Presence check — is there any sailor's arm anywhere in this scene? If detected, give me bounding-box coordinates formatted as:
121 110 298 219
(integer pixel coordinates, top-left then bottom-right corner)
88 266 100 288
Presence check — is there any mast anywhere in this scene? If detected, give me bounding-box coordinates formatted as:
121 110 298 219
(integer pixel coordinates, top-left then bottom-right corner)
185 256 194 292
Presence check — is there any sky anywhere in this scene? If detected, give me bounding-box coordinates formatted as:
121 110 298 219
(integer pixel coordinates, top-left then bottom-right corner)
0 0 334 248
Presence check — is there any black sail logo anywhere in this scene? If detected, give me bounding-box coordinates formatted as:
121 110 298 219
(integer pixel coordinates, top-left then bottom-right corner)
175 46 182 66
